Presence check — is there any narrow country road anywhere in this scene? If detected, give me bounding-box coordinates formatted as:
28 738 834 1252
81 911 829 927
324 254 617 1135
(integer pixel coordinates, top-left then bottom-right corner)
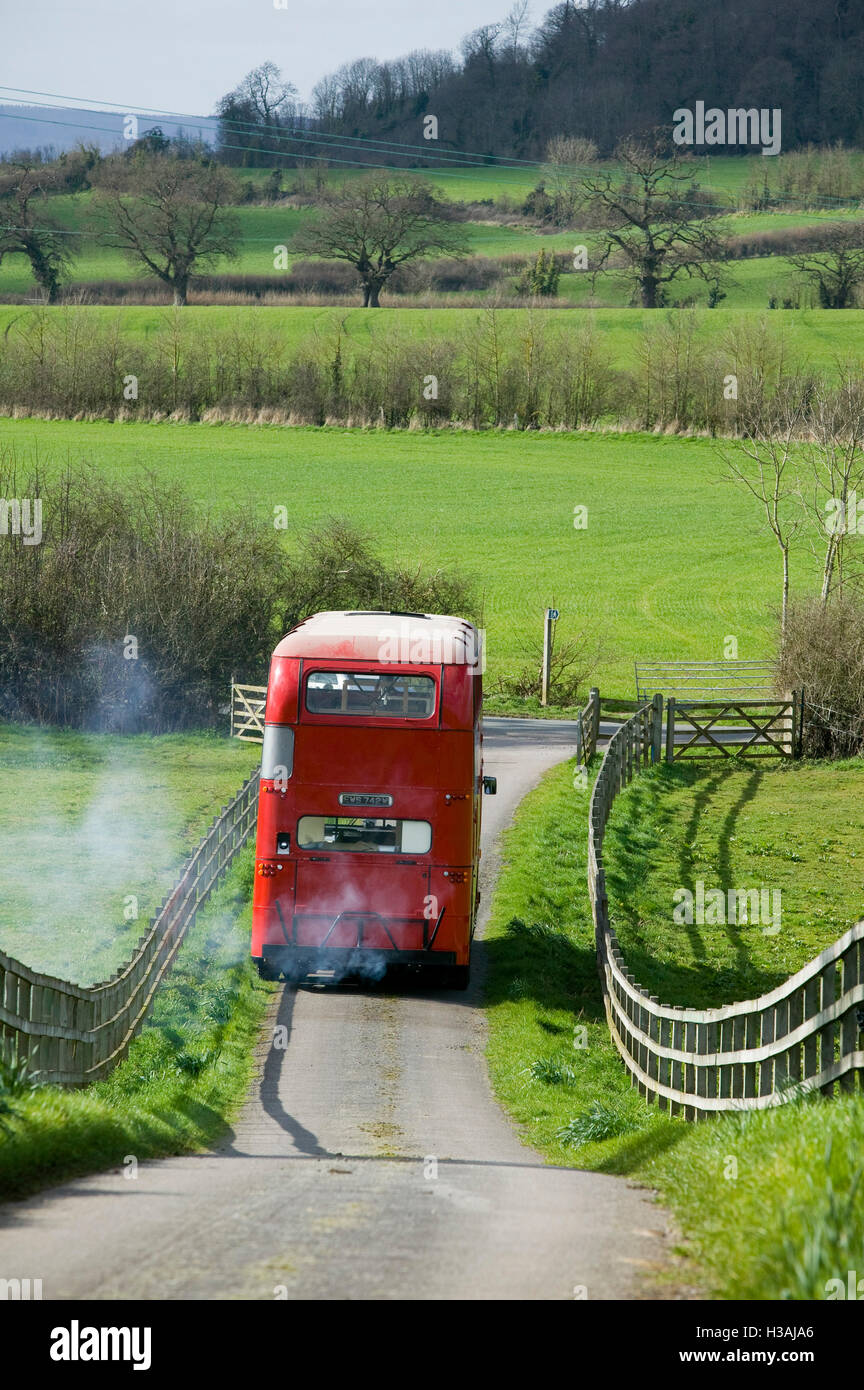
0 719 670 1301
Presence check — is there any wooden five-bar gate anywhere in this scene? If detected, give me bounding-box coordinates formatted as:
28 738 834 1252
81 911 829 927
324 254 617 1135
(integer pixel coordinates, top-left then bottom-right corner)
230 683 267 742
665 695 801 762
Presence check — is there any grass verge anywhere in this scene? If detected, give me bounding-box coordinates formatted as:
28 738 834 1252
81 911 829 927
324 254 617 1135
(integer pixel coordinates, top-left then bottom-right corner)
483 754 864 1298
0 848 274 1201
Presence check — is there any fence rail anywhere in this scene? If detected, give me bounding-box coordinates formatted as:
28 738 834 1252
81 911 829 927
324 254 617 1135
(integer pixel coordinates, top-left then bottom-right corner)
0 772 260 1086
587 704 864 1116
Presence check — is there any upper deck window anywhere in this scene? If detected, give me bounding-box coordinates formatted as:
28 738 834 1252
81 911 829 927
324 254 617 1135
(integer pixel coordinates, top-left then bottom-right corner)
305 671 436 719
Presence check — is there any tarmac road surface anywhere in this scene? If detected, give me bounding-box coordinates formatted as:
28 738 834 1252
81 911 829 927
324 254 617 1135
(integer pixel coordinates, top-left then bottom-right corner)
0 718 671 1301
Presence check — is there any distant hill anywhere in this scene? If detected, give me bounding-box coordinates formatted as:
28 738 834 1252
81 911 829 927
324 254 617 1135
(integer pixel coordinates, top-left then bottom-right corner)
0 105 214 158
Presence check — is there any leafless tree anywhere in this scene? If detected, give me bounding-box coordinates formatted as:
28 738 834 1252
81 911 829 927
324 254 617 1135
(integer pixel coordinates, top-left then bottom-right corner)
0 160 78 302
579 137 730 307
94 156 240 305
502 1 533 59
798 371 864 601
233 62 297 124
290 177 469 307
788 221 864 307
721 399 806 636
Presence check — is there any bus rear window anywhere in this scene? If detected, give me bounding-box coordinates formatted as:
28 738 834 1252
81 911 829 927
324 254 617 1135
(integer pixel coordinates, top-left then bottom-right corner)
298 816 432 854
306 671 436 718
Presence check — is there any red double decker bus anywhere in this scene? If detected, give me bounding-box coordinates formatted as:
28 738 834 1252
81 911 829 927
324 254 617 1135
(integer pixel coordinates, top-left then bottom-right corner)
251 610 494 989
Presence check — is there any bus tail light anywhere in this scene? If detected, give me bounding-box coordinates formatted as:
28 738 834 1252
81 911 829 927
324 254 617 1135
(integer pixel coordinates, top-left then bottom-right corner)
257 861 285 878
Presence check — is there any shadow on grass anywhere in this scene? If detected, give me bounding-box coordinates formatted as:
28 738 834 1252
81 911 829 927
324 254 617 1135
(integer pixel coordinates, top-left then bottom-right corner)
483 916 691 1176
604 763 790 1007
590 1120 688 1175
483 917 607 1024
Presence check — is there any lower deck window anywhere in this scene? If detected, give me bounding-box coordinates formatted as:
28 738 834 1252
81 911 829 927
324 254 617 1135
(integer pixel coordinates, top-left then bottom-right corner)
298 816 432 854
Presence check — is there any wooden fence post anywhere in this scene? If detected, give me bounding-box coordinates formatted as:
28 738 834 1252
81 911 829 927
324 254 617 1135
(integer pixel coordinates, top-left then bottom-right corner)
665 696 676 762
651 692 663 763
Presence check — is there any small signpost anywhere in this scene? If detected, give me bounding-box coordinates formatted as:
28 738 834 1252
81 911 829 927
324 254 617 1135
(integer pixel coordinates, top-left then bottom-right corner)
541 608 560 706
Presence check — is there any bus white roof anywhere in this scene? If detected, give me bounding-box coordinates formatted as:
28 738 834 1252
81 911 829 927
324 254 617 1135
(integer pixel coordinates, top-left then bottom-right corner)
273 611 480 664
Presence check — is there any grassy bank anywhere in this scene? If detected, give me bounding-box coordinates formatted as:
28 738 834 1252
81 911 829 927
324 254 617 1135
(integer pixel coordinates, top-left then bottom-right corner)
0 725 258 983
483 755 864 1298
0 849 273 1201
603 759 864 1007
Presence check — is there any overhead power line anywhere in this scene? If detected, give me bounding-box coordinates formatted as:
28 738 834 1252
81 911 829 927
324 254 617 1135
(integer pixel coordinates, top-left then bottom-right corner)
0 83 548 169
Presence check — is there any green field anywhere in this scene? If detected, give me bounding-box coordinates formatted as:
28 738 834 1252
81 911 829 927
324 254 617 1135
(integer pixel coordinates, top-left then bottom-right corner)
1 150 860 306
0 417 821 692
0 851 273 1200
0 726 258 983
237 152 864 203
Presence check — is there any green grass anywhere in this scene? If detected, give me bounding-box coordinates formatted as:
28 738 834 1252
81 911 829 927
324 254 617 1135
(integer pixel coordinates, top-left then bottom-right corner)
0 725 258 984
243 153 858 204
0 419 817 693
483 753 864 1298
0 849 274 1200
603 759 864 1007
644 1093 864 1299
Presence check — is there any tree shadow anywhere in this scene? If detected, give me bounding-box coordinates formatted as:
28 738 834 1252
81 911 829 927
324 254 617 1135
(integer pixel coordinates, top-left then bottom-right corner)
483 917 613 1026
604 763 787 1007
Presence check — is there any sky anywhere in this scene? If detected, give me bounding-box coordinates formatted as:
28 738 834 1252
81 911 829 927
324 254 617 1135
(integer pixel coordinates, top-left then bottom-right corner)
0 0 520 116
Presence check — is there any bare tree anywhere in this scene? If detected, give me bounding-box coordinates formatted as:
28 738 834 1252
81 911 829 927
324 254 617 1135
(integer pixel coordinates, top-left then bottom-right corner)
789 221 864 307
579 137 730 307
798 371 864 601
0 160 76 302
502 1 533 59
290 177 469 307
235 62 297 123
216 63 298 166
94 156 240 305
721 400 806 636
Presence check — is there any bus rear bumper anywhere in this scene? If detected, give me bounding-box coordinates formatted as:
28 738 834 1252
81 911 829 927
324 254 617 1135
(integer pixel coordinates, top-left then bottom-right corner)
255 946 457 982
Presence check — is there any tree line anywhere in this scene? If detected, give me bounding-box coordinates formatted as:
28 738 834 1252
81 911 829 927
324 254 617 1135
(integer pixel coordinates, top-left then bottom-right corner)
2 303 858 440
217 0 864 161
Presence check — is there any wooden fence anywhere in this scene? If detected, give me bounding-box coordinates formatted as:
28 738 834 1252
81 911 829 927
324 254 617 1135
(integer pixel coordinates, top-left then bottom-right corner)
573 688 601 767
0 772 260 1086
588 706 864 1116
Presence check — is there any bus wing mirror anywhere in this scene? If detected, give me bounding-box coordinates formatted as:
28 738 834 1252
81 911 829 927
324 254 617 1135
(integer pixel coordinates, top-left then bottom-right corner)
483 776 497 795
